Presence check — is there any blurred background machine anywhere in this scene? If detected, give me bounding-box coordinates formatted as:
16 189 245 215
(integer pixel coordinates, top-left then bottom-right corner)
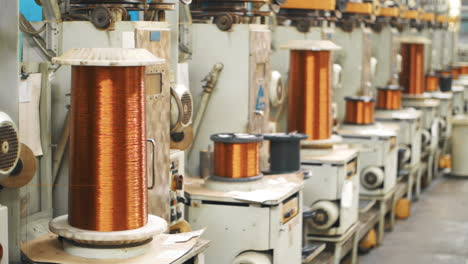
187 0 276 176
186 133 304 264
184 0 305 263
332 17 399 198
400 36 442 184
282 40 359 251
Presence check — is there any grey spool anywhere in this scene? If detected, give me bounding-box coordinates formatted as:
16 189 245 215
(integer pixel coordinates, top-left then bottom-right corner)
263 133 308 175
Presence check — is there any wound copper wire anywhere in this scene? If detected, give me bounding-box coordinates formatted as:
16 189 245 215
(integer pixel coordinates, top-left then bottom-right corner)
400 43 425 95
69 66 147 232
288 50 332 141
213 142 260 179
425 74 439 92
345 98 375 125
377 88 402 110
460 66 468 75
452 67 460 80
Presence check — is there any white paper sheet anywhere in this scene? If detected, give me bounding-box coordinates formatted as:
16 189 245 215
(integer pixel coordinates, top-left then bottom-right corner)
19 73 43 156
341 179 354 209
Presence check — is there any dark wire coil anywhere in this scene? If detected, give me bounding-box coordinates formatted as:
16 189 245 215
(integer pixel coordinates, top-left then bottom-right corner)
69 66 148 232
377 88 402 110
345 97 375 125
400 43 425 95
288 50 332 141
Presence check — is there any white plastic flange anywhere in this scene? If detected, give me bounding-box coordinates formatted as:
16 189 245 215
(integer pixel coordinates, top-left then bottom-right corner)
308 201 339 230
62 239 152 260
270 71 285 107
233 251 273 264
421 129 431 147
332 64 342 90
49 215 167 246
396 54 403 73
370 57 378 79
361 166 384 190
399 144 411 165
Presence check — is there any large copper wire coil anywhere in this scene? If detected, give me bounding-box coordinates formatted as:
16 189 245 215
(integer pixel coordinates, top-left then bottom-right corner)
288 50 332 141
459 66 468 75
344 96 375 125
400 43 425 95
69 66 148 232
377 86 402 110
452 67 460 80
425 74 439 92
211 133 262 179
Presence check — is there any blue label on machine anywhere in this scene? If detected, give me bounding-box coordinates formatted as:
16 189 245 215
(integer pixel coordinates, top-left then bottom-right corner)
150 31 161 42
256 85 266 111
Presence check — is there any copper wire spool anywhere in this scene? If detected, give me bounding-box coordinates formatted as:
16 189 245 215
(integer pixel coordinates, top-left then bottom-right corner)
211 133 262 179
69 65 147 232
344 96 375 125
377 86 402 110
425 74 439 92
288 50 332 141
460 66 468 75
400 43 425 95
452 67 460 80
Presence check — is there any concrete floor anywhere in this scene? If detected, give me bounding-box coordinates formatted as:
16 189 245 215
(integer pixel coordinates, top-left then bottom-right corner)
360 176 468 264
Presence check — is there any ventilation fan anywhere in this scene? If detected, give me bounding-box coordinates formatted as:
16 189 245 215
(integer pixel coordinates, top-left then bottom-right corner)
0 112 20 182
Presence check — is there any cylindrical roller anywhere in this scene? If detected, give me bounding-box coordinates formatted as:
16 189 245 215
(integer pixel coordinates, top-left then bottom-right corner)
361 166 384 190
308 201 339 230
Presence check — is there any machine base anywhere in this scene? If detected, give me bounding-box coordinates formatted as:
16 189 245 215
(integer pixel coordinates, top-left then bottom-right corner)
49 215 167 246
21 233 208 264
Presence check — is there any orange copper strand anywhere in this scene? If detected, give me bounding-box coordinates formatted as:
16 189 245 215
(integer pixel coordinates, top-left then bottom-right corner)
452 67 460 80
460 66 468 75
345 99 374 125
377 89 402 110
400 43 425 95
69 66 147 232
288 50 331 141
214 142 260 179
425 75 439 92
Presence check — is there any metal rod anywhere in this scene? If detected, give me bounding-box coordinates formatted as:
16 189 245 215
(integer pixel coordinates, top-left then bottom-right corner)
52 109 70 187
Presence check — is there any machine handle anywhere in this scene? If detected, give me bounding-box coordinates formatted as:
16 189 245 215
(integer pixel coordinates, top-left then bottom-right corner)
147 138 156 190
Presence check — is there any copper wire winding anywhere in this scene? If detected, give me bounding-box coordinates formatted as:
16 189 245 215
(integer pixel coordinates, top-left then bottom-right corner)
425 74 439 92
213 142 260 179
288 50 332 141
69 66 148 232
400 43 425 95
460 66 468 75
452 67 460 80
345 98 375 125
377 88 402 110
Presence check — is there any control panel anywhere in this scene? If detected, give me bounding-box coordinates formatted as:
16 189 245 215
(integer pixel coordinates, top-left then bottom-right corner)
169 150 185 226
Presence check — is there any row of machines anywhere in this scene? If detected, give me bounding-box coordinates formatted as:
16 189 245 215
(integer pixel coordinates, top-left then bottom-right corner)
184 0 464 263
0 0 465 263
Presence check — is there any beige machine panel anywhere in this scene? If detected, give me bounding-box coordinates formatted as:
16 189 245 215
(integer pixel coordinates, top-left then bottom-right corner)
136 27 171 221
249 27 271 134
